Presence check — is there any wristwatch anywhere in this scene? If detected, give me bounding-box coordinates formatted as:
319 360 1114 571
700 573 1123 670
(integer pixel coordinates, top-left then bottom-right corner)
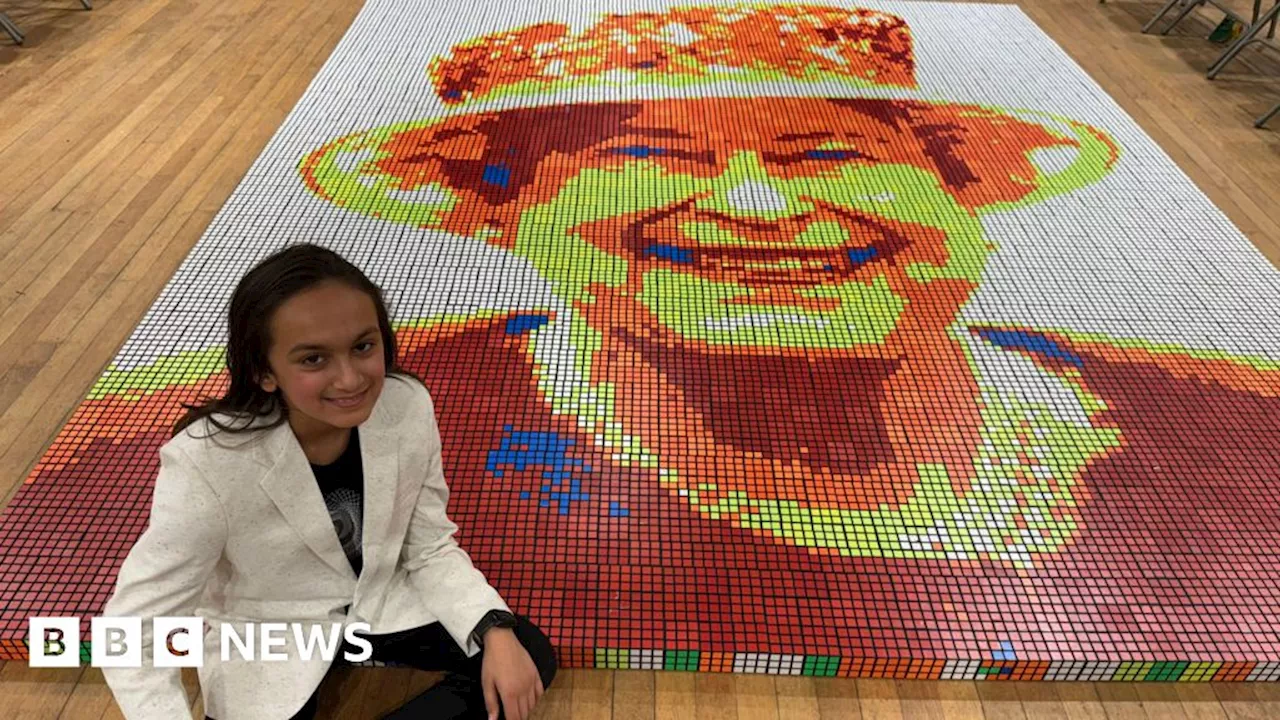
470 609 518 648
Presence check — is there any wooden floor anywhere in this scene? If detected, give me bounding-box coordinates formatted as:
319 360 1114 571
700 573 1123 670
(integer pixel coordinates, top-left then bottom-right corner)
4 664 1280 719
2 0 1280 716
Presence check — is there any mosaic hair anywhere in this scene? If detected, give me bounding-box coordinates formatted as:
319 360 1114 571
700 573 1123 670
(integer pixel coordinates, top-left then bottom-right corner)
172 242 423 438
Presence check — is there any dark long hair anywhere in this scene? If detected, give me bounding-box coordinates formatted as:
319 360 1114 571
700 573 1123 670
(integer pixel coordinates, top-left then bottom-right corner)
173 243 423 438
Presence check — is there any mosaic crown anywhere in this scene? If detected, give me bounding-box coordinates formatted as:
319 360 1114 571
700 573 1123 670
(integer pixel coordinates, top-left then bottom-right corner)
428 4 916 106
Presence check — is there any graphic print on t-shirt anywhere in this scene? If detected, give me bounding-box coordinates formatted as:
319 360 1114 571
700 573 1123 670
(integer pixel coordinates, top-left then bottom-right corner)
324 486 363 568
310 427 364 575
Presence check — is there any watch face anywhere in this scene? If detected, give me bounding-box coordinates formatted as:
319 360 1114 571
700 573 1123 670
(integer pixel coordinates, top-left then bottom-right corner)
475 611 518 645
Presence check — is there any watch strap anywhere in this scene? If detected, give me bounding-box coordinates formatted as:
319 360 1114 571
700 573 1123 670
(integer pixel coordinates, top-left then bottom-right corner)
470 609 518 648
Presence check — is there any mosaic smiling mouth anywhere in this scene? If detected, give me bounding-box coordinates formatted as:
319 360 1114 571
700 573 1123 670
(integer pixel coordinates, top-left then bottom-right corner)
623 203 902 285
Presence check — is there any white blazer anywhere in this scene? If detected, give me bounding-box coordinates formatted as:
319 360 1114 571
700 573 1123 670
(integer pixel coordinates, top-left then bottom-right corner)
100 376 511 720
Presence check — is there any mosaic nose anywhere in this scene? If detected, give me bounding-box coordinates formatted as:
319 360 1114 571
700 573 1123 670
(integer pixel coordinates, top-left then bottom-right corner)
725 181 788 213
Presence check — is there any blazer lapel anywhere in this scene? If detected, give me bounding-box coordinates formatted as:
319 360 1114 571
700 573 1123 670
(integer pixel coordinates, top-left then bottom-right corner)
257 422 355 580
357 410 398 570
253 385 401 582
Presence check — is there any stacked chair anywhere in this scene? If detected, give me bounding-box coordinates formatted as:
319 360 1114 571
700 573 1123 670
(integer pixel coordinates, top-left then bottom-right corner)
0 10 22 44
2 0 92 46
1140 0 1280 126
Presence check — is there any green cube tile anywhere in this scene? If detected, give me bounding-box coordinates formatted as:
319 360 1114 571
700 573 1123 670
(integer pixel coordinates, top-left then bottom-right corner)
664 650 700 671
802 656 839 677
1145 662 1187 682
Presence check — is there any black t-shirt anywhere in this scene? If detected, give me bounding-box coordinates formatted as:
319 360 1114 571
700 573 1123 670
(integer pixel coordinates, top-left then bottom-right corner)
310 428 363 576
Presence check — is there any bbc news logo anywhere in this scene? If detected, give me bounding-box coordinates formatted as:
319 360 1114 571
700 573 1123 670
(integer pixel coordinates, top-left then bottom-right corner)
28 617 373 667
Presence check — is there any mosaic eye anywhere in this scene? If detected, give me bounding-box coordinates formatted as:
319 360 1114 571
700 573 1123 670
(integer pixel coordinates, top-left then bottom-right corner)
804 149 865 161
847 246 879 267
608 145 670 158
642 243 695 264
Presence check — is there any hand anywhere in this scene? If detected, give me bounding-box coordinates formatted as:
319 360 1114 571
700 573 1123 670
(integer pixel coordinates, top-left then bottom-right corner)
480 628 543 720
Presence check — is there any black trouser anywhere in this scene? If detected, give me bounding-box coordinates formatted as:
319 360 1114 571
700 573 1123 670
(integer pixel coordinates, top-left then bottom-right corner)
208 615 557 720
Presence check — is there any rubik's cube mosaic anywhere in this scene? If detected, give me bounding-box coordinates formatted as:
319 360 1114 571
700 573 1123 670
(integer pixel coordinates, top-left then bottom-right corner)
3 0 1280 681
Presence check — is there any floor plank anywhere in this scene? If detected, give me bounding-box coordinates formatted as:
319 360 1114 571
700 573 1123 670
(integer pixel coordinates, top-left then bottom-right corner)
53 667 113 720
1015 682 1069 720
858 678 905 720
1 663 83 719
695 673 738 720
356 667 416 718
613 670 656 720
1172 684 1229 720
530 667 574 720
773 676 819 720
897 680 947 720
814 677 861 720
571 667 613 720
977 682 1027 720
734 674 778 720
1055 683 1110 720
1212 684 1268 720
655 670 696 720
937 682 984 720
1094 682 1149 720
1137 683 1192 720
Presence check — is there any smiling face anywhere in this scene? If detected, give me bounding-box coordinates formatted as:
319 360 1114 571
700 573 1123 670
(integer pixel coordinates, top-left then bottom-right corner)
303 96 1082 350
258 280 387 443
